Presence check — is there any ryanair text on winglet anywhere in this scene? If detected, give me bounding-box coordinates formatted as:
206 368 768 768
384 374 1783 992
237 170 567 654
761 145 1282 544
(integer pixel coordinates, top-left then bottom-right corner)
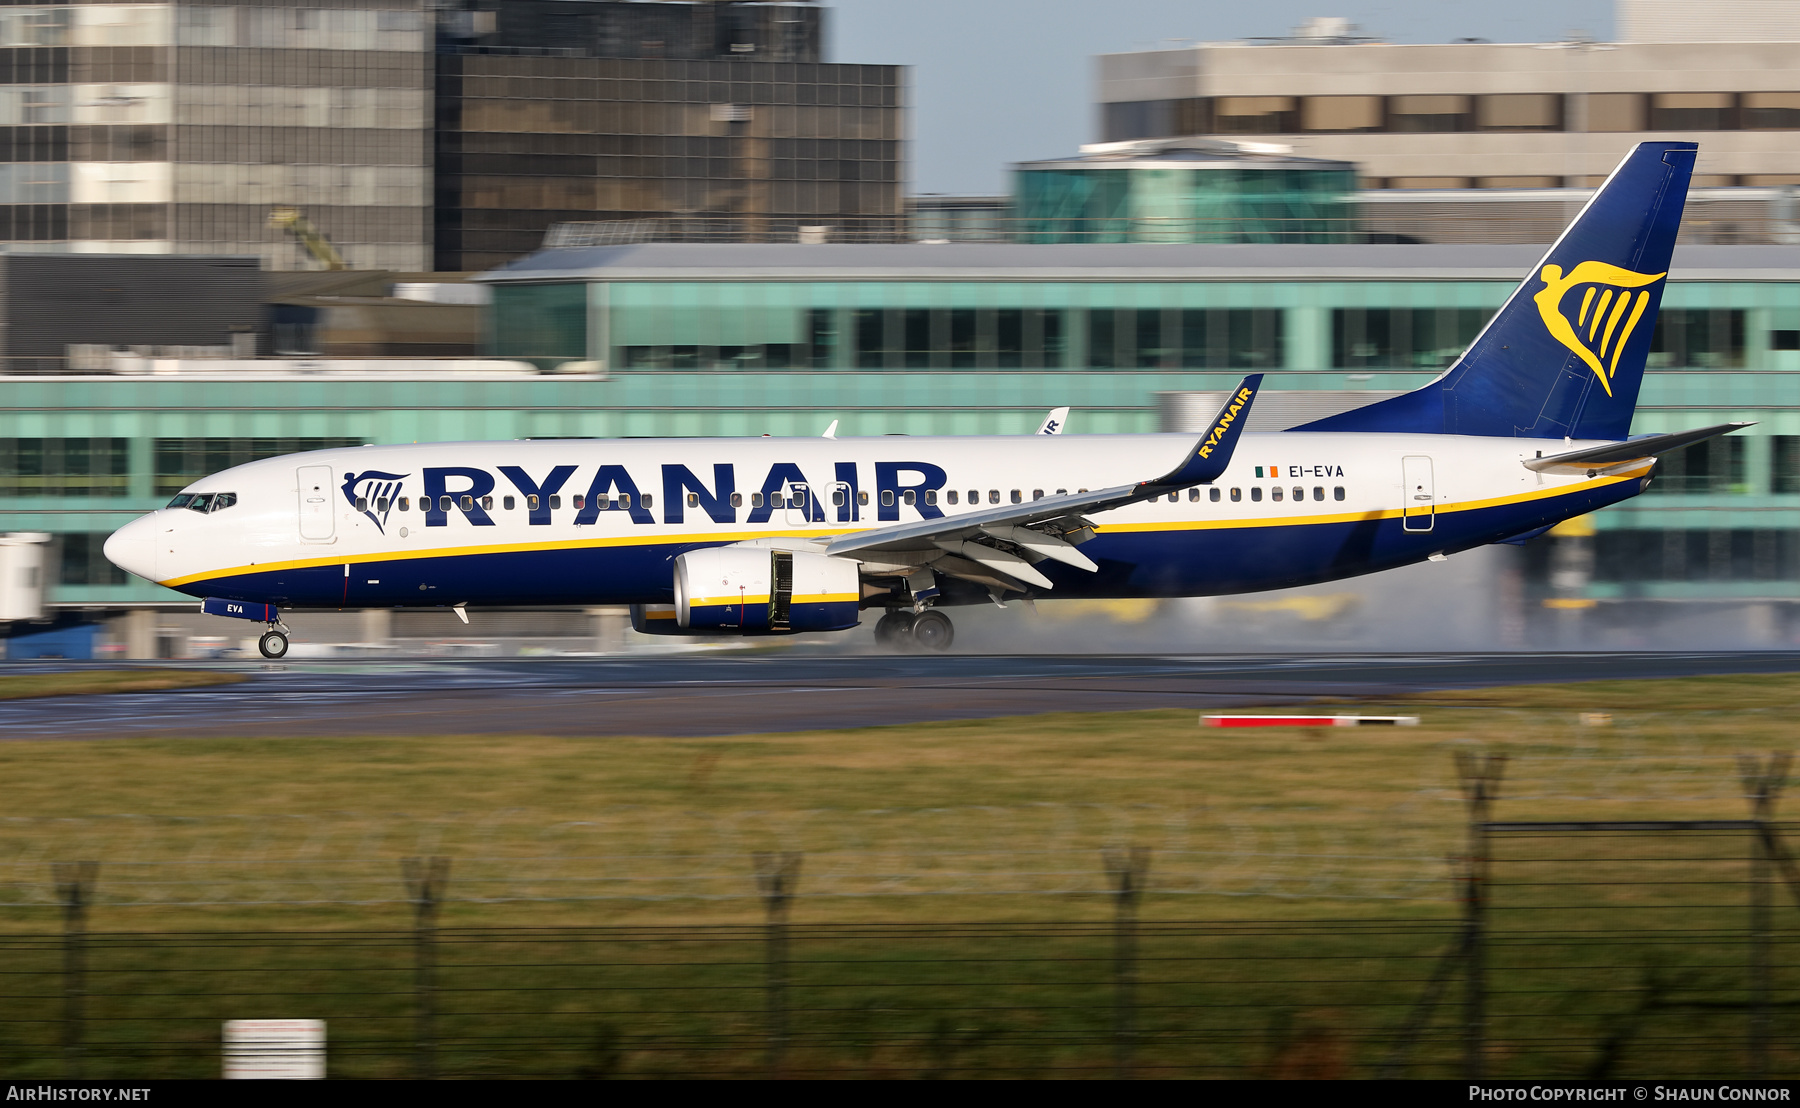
1196 385 1254 460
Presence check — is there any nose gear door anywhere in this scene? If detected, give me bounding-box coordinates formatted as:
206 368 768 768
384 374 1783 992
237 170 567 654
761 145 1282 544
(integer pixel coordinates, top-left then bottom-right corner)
1401 455 1435 533
298 464 336 541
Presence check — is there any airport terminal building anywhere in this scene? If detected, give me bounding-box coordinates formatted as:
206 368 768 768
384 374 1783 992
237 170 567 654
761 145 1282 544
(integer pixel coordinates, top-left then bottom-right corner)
5 239 1799 648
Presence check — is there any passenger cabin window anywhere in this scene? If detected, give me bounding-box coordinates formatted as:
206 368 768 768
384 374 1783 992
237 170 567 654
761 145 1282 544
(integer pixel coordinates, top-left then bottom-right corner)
924 489 937 505
1056 488 1067 495
1312 487 1323 501
1292 487 1303 502
967 490 978 503
793 490 807 507
399 497 409 511
832 489 846 506
1210 488 1221 502
1251 488 1263 502
856 491 866 505
376 497 389 512
1166 492 1177 503
460 495 474 511
527 495 539 511
356 496 368 511
481 496 493 510
881 490 895 506
1271 488 1283 502
770 492 785 507
947 490 959 504
573 495 585 510
989 490 999 504
1333 487 1346 501
438 495 451 511
903 489 915 505
751 492 764 507
1188 488 1200 502
503 496 514 510
730 492 743 508
641 494 653 508
686 493 699 508
1010 490 1022 504
549 495 562 509
1033 489 1044 500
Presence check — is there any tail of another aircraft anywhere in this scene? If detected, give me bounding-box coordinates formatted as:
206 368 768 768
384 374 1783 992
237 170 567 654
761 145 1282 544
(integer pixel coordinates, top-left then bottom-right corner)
1295 141 1697 440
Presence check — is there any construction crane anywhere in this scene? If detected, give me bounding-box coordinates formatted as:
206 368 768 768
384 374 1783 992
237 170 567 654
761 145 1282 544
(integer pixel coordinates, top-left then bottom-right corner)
268 206 346 270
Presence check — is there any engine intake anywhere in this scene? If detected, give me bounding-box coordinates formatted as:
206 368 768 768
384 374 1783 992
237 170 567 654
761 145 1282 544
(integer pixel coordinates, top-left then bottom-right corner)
672 547 860 634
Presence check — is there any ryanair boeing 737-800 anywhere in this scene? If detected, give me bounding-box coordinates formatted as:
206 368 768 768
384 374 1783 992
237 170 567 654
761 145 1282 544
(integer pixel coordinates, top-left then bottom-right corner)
104 141 1745 658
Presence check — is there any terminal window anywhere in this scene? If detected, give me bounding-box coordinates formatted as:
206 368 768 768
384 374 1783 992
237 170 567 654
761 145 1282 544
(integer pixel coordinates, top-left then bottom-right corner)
1088 308 1283 370
54 533 127 586
1648 309 1745 369
0 437 128 497
1331 308 1490 370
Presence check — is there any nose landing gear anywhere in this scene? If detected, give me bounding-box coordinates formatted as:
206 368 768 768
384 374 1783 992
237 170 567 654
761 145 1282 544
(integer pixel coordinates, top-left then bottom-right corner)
258 626 289 659
873 608 954 652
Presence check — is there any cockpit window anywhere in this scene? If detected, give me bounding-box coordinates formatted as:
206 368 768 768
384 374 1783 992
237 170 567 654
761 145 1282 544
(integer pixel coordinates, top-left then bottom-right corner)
170 492 237 514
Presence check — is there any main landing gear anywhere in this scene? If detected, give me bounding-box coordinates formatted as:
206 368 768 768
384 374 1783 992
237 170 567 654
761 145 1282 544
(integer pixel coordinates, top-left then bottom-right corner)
874 609 954 653
258 626 289 659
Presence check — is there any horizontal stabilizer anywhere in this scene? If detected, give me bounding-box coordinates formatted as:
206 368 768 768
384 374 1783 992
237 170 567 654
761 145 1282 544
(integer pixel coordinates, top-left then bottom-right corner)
1523 421 1754 472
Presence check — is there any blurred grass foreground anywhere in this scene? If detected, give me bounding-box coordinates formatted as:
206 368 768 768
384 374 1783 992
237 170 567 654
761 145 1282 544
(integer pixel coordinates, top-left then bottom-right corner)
0 673 1798 1078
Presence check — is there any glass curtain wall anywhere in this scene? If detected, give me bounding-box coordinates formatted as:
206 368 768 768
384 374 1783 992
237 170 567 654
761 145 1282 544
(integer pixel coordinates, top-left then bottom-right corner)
1012 165 1358 244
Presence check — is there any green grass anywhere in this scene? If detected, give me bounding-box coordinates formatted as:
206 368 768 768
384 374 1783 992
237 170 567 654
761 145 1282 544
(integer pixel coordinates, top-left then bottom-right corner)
0 668 243 700
1 671 1797 1078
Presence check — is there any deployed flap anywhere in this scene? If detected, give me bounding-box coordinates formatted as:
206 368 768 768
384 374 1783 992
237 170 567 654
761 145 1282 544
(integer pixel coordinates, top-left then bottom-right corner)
1523 421 1753 472
825 376 1262 560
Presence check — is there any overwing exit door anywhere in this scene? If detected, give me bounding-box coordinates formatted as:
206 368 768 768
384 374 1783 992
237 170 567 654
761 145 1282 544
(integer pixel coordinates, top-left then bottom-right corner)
1402 455 1435 533
298 464 336 542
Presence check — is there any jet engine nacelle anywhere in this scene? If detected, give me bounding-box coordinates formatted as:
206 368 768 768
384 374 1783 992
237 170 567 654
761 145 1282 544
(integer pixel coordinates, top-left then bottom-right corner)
671 546 860 634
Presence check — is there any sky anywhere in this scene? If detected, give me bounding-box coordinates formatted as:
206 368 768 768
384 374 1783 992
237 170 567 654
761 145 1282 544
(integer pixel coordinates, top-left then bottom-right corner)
828 0 1616 196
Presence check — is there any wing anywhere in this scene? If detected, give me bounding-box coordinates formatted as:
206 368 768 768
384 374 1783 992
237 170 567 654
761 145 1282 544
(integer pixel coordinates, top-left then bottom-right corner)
1523 421 1753 473
824 376 1263 593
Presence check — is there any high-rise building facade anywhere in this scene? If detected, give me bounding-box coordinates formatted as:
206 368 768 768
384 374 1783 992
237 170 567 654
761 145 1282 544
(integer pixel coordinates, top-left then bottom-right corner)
1094 6 1800 190
433 1 903 271
0 1 433 268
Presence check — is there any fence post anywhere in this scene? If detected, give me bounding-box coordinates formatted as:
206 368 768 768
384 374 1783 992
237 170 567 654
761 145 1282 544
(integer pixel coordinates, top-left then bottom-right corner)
1103 846 1151 1079
401 856 450 1080
753 851 802 1078
1738 752 1789 1081
52 861 97 1080
1454 749 1505 1081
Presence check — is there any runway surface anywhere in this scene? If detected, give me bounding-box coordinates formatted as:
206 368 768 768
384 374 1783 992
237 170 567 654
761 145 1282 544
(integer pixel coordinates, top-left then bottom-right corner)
4 650 1799 739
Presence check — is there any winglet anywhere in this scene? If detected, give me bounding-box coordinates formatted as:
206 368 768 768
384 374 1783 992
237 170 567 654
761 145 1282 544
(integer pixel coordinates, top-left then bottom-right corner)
1036 407 1070 435
821 419 838 439
1146 374 1262 489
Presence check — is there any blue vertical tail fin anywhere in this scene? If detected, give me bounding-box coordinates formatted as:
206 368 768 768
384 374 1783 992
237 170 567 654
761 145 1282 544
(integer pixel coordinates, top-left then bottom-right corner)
1295 141 1697 440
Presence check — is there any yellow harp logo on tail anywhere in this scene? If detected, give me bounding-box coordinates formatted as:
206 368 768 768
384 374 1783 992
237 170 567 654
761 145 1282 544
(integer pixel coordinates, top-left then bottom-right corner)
1533 261 1666 397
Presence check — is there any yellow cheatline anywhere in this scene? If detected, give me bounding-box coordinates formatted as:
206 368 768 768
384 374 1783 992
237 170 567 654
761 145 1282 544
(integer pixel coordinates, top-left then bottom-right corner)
1543 597 1599 610
157 525 854 588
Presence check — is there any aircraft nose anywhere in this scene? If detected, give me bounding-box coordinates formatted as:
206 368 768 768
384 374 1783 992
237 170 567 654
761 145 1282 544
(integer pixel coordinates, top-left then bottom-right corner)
103 516 158 583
